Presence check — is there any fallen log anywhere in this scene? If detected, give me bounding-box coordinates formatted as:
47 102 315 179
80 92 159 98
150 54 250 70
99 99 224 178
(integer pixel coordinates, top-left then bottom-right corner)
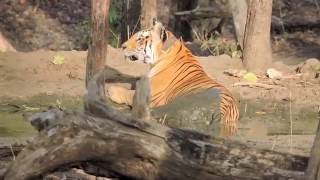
0 144 24 178
304 109 320 179
4 68 309 180
174 7 230 20
174 7 320 32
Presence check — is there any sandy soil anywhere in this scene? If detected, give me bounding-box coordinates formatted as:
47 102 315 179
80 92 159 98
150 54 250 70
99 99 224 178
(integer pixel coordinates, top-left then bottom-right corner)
0 46 319 105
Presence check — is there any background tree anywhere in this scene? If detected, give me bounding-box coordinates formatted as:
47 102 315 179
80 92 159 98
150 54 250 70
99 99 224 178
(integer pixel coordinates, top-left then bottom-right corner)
228 0 247 50
120 0 141 42
243 0 273 74
140 0 157 29
141 0 173 29
85 0 110 87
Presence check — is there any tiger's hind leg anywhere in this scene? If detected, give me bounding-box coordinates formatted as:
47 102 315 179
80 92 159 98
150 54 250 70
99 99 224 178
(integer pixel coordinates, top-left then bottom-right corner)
107 85 135 106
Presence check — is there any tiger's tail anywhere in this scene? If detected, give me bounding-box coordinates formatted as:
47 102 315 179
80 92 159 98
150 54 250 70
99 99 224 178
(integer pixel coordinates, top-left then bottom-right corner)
218 87 239 137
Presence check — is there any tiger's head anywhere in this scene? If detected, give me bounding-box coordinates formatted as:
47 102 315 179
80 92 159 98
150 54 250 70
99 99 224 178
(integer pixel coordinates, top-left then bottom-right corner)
121 21 175 65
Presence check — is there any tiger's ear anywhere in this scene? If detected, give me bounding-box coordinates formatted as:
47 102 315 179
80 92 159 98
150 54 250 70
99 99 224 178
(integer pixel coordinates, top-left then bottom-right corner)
152 18 158 26
153 21 167 42
160 27 167 42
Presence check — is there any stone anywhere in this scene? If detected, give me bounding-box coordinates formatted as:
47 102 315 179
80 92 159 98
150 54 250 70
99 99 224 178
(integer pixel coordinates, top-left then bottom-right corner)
296 58 320 81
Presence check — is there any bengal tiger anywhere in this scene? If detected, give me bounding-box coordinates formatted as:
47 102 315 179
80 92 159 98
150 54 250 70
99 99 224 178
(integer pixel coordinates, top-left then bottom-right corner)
108 21 239 136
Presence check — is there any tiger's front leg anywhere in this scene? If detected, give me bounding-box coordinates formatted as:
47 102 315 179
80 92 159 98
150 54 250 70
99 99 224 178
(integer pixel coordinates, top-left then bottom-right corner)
107 85 135 106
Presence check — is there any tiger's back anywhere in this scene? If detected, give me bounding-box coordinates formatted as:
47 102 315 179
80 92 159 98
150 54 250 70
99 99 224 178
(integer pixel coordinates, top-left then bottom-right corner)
149 39 239 136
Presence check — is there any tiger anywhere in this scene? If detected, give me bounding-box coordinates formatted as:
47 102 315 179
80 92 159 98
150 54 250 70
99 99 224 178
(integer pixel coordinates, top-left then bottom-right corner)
108 21 239 137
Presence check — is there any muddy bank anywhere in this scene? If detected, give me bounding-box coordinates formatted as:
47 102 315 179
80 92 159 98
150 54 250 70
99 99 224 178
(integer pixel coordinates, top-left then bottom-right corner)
0 94 83 145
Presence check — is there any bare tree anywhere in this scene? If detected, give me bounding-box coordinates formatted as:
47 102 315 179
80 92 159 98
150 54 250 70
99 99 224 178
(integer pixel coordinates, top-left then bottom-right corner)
243 0 273 74
120 0 141 42
228 0 247 50
85 0 110 87
140 0 172 29
140 0 157 29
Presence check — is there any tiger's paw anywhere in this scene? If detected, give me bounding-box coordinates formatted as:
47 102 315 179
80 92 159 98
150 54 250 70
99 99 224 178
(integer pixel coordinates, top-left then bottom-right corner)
107 85 134 106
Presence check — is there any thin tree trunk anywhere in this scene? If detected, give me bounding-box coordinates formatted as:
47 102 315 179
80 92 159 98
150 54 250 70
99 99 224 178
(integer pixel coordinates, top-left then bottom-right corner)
228 0 247 50
140 0 157 29
141 0 173 29
120 0 141 43
174 0 198 41
156 0 172 28
85 0 110 87
243 0 273 74
19 0 27 5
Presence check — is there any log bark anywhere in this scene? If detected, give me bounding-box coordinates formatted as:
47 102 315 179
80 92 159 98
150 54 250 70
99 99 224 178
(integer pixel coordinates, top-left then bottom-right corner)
85 0 110 87
132 75 151 120
174 7 230 20
243 0 273 74
4 69 308 180
304 110 320 180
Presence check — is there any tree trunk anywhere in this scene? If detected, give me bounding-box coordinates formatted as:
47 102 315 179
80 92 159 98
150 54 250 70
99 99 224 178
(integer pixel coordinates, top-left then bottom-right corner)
228 0 247 50
174 0 198 41
19 0 27 5
304 110 320 180
120 0 141 43
140 0 172 29
140 0 157 29
85 0 110 87
4 68 308 180
243 0 273 74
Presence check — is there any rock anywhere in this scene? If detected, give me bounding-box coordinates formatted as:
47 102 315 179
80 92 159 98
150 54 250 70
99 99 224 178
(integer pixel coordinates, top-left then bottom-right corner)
267 68 283 79
272 61 295 74
296 58 320 81
224 69 247 78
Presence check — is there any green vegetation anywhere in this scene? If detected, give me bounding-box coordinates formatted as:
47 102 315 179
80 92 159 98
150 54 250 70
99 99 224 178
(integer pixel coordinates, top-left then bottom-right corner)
77 3 122 49
108 4 121 47
200 35 242 58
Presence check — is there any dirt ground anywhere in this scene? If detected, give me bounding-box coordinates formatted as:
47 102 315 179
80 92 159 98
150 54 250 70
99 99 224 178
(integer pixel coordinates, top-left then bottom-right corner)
0 45 319 105
0 45 319 156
